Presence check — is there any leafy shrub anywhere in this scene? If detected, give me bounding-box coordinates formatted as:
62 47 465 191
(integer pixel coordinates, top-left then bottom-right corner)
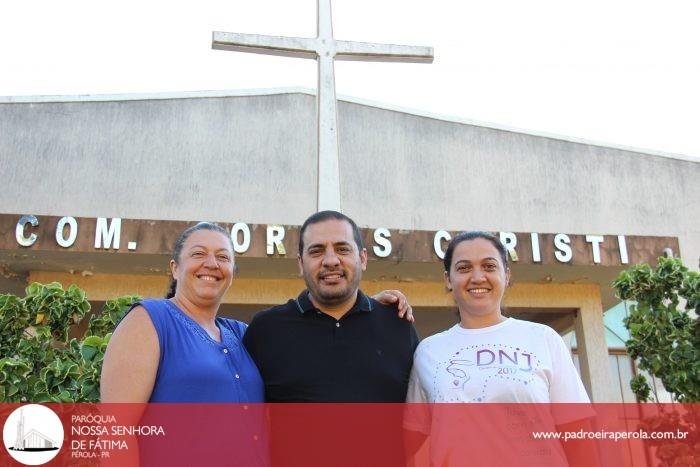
613 257 699 467
0 282 139 402
613 256 699 403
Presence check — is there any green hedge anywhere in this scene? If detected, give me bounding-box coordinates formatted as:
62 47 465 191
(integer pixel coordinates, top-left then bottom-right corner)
613 256 699 403
0 282 139 402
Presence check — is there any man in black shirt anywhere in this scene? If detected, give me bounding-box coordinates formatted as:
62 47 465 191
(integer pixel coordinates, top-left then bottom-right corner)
243 210 419 402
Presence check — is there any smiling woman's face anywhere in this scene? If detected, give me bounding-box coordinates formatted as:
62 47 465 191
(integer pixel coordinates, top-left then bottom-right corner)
445 238 510 320
170 229 234 306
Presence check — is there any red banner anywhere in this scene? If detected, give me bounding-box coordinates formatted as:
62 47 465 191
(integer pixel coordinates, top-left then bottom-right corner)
1 403 697 466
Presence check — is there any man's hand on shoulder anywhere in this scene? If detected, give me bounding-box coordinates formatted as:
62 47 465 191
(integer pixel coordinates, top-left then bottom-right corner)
372 290 414 323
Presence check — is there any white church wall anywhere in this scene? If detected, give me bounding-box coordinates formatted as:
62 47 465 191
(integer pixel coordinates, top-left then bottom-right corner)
1 92 697 269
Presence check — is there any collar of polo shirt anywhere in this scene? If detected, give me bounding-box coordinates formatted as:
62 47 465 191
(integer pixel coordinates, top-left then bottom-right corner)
294 289 373 315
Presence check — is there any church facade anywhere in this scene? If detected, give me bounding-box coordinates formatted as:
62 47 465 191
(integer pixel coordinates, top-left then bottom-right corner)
1 89 698 402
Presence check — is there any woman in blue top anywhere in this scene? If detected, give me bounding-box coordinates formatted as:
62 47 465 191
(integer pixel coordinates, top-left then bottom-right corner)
101 222 265 402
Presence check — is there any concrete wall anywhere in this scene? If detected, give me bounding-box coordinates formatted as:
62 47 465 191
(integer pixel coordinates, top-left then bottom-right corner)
338 102 699 269
1 91 698 268
0 93 316 225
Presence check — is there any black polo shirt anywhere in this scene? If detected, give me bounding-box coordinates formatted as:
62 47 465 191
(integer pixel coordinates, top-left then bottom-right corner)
243 289 419 402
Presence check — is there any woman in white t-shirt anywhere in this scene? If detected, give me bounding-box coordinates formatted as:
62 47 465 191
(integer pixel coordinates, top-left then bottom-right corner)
405 231 595 466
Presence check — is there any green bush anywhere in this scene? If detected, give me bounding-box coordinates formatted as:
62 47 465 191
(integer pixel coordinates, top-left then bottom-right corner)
613 256 699 403
613 257 699 467
0 282 139 402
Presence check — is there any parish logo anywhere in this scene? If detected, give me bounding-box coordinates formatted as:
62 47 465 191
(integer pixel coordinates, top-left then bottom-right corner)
3 404 64 466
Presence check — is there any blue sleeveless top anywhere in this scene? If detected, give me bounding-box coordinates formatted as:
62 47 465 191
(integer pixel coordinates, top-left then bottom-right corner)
139 299 264 402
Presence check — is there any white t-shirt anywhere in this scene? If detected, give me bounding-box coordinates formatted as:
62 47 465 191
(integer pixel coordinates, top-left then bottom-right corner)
404 318 592 466
406 318 589 405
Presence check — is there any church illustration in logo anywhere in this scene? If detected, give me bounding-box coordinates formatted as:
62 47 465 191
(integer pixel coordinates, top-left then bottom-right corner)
8 409 59 452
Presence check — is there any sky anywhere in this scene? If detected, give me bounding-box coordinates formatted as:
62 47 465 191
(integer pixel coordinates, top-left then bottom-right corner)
1 0 699 158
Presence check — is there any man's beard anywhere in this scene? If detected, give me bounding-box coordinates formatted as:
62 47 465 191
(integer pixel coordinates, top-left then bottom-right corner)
304 269 360 306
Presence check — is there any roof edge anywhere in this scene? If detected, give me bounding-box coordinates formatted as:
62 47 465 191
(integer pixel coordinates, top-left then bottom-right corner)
0 87 313 104
338 94 700 164
2 87 698 163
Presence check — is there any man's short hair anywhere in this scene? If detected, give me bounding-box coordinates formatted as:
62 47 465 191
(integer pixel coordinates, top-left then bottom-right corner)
298 210 364 256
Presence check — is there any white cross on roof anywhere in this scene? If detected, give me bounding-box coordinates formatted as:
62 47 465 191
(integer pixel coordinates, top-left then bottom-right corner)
213 0 433 212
